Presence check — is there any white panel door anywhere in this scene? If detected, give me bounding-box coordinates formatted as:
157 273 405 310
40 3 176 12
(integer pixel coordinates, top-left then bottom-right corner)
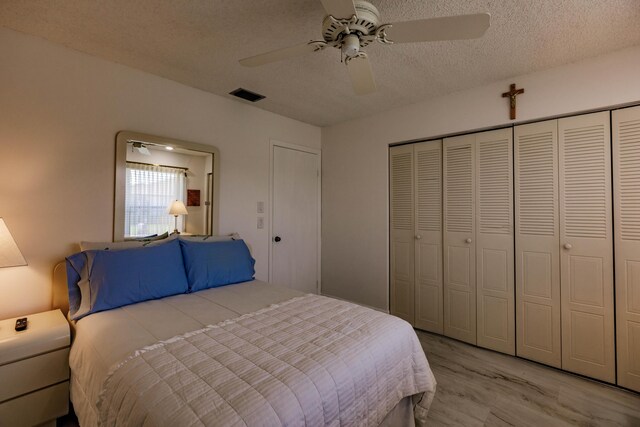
414 140 443 333
558 112 614 383
515 120 561 368
475 128 515 355
390 145 415 324
271 145 320 293
443 134 476 344
613 106 640 392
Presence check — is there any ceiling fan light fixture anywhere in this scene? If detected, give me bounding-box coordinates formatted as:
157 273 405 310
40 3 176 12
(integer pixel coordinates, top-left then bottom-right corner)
341 34 360 57
131 141 151 156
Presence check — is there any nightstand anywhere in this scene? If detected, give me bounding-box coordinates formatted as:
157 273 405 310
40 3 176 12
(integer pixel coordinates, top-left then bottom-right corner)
0 310 70 427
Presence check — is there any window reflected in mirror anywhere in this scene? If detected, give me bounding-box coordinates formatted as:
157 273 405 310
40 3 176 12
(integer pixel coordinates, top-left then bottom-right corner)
114 132 219 241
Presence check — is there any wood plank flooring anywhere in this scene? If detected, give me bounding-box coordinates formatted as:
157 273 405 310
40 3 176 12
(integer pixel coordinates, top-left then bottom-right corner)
418 331 640 427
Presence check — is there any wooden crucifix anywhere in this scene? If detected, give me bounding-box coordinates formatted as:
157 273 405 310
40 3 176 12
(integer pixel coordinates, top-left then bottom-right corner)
502 83 525 120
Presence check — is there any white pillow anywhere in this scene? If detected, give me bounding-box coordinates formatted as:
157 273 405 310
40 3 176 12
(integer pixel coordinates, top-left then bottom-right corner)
123 231 170 242
80 233 239 251
178 233 240 242
79 240 146 251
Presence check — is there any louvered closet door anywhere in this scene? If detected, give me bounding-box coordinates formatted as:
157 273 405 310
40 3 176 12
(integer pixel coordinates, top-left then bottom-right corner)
390 145 415 324
515 120 561 367
414 140 443 333
559 112 614 383
475 129 515 355
614 106 640 392
443 134 476 344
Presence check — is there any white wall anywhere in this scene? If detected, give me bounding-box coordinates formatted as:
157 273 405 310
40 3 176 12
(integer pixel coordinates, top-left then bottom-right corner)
321 45 640 311
0 27 320 319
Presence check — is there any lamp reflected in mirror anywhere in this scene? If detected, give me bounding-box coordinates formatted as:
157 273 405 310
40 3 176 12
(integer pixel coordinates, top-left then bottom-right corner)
168 200 188 235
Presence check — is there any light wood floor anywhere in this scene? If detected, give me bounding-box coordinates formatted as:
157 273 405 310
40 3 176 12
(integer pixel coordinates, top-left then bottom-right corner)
417 331 640 426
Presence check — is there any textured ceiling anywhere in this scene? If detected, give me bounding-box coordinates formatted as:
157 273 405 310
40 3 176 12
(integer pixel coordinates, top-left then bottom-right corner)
1 1 639 126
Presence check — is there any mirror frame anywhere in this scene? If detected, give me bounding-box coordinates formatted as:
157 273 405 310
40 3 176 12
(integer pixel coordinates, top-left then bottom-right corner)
114 131 220 241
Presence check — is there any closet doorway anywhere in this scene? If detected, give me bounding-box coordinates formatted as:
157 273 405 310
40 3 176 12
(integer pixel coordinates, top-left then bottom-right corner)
269 141 321 294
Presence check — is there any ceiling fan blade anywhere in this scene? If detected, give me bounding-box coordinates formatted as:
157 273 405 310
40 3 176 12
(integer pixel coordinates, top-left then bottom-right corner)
319 0 357 18
385 13 490 43
239 42 322 67
346 55 377 95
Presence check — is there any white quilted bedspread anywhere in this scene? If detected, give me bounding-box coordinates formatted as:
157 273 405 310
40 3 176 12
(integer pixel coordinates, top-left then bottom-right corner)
96 295 436 426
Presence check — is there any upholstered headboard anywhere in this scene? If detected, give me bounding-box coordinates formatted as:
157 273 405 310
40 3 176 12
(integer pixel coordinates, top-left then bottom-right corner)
52 261 69 317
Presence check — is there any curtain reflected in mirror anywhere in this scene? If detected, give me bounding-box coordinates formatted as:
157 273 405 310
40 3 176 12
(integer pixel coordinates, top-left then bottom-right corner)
114 132 219 241
125 163 186 237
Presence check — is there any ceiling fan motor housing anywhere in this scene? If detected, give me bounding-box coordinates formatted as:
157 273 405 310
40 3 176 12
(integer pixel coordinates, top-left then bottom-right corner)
322 0 381 50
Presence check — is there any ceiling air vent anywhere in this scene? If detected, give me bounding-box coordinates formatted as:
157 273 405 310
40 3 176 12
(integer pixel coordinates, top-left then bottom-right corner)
229 88 265 102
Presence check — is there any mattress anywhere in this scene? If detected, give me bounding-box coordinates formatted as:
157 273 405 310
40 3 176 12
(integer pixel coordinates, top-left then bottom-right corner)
69 280 435 426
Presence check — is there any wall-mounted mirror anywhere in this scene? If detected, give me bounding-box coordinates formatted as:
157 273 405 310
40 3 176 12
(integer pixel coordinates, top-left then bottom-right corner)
114 131 219 241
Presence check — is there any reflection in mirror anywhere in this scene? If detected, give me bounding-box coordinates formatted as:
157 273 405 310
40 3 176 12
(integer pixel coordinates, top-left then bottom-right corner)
114 132 219 241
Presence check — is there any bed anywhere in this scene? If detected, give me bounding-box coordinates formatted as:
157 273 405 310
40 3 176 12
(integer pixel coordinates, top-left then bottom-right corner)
52 239 436 427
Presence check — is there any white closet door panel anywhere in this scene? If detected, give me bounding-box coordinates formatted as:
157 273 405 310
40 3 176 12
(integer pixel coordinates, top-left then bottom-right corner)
414 140 443 333
559 112 614 383
515 120 561 367
390 145 415 324
476 128 515 355
614 106 640 392
443 134 476 344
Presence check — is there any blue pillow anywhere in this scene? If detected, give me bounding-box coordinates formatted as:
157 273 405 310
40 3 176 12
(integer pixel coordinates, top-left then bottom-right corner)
67 238 189 320
65 252 87 317
179 239 255 292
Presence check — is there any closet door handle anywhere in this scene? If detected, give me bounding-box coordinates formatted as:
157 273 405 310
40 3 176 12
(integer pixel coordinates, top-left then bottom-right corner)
465 238 472 244
274 236 282 243
563 243 572 250
415 235 422 240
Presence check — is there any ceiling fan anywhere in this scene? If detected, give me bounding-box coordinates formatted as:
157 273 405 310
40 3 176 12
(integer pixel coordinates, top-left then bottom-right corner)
239 0 490 95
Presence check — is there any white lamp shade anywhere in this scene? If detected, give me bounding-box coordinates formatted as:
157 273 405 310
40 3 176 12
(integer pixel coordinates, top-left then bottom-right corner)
168 200 188 216
0 218 27 268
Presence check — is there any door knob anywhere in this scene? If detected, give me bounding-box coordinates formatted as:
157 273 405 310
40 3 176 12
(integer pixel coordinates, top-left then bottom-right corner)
274 236 282 243
465 238 472 244
415 235 422 240
563 243 572 250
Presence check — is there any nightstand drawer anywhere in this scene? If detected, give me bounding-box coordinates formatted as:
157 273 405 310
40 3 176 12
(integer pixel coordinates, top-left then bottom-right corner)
0 347 69 403
0 381 69 427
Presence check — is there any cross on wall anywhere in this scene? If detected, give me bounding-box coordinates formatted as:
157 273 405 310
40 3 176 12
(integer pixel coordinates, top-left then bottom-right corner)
502 83 525 120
